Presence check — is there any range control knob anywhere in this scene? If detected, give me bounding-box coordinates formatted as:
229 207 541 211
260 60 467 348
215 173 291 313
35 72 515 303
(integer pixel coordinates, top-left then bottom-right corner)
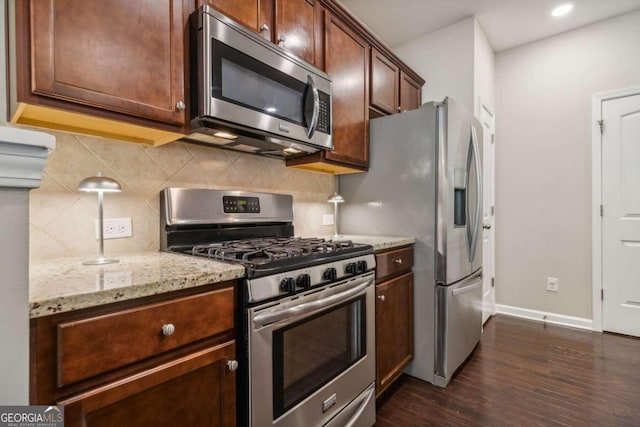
357 260 368 273
323 267 337 282
296 273 312 289
345 262 358 275
279 277 296 294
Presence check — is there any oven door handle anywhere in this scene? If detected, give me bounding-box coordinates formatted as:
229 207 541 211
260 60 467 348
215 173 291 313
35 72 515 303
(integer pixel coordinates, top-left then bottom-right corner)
253 279 373 326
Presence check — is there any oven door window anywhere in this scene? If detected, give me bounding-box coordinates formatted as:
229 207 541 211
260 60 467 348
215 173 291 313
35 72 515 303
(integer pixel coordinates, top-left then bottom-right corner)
272 296 366 418
211 40 306 126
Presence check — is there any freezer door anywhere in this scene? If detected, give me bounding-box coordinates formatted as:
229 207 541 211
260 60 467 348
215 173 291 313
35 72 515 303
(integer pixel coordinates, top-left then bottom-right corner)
440 98 483 284
433 269 483 387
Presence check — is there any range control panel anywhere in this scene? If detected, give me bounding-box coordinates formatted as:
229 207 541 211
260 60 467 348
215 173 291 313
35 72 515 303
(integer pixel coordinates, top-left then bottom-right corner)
223 196 260 213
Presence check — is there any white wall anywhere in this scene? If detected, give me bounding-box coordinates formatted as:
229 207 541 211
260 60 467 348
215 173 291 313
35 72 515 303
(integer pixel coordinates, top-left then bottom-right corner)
1 0 7 122
473 19 495 115
394 17 475 112
495 10 640 319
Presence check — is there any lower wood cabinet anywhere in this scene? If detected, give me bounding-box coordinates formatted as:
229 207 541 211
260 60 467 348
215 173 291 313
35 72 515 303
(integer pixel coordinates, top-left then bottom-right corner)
30 281 237 426
60 342 235 427
375 246 414 397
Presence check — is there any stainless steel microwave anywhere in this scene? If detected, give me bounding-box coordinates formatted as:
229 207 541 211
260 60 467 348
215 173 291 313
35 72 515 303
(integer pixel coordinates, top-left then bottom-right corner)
185 6 332 159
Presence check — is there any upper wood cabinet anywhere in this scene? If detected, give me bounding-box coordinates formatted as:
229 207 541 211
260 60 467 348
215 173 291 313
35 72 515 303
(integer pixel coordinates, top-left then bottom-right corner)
371 47 422 115
400 71 422 112
14 0 189 142
287 11 369 173
205 0 324 68
371 47 400 114
323 13 369 169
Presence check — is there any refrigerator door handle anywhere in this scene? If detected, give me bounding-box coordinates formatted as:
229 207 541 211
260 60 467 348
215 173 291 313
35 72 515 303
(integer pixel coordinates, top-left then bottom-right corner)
451 280 482 296
469 125 482 262
465 135 473 260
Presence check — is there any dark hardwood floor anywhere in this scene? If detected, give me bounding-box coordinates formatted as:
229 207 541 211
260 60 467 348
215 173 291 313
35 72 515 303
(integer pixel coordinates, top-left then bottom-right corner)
375 315 640 427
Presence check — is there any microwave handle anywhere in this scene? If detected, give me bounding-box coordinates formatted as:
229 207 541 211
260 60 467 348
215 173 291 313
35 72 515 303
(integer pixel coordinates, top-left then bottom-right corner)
304 75 320 139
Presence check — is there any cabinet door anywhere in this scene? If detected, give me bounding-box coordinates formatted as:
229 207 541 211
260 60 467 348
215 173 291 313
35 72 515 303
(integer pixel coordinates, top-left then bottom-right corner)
206 0 274 40
60 341 236 427
275 0 321 66
29 0 186 126
324 13 369 168
376 272 413 396
399 71 422 112
370 48 399 115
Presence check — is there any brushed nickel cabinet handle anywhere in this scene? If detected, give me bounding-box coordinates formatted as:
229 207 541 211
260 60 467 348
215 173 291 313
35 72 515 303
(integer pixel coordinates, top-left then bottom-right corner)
176 101 186 111
377 295 385 301
161 323 175 336
278 35 286 46
260 23 269 33
394 258 403 264
227 360 239 371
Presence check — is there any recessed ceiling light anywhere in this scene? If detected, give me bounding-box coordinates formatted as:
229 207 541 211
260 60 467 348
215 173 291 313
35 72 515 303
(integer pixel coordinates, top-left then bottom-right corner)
551 4 573 17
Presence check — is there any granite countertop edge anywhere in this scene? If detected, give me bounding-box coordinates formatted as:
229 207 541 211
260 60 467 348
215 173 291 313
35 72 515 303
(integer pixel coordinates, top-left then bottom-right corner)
29 252 245 319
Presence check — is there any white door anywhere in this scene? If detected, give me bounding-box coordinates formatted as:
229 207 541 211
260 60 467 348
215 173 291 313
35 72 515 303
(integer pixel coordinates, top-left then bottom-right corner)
479 102 495 324
602 93 640 336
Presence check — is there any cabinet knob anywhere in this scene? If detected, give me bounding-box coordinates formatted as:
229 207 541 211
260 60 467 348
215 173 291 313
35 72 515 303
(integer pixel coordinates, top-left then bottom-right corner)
176 101 186 111
394 258 403 264
278 35 286 47
260 23 269 33
396 106 402 113
161 323 176 336
377 295 385 301
227 360 239 371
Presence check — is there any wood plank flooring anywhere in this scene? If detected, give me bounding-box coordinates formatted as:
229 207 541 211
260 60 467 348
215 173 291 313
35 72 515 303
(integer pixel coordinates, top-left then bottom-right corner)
375 315 640 426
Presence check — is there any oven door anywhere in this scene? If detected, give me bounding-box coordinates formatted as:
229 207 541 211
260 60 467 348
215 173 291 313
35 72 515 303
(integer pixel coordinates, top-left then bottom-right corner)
249 273 375 427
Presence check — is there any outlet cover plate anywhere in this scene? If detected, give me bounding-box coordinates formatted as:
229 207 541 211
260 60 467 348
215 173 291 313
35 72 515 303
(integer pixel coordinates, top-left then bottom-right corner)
546 277 559 292
95 217 133 239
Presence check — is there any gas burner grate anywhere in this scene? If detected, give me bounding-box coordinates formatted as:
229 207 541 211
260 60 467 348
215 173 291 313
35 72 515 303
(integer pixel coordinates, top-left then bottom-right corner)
190 237 355 265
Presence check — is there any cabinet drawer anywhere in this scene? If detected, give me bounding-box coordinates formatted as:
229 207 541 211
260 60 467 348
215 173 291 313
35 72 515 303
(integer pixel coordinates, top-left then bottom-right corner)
57 287 234 387
375 246 413 282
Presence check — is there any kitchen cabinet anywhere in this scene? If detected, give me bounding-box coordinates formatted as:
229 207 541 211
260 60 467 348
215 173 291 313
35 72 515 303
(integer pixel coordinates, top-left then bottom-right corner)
371 48 422 115
400 71 422 112
286 11 370 173
13 0 189 145
374 246 414 398
205 0 324 67
30 281 237 426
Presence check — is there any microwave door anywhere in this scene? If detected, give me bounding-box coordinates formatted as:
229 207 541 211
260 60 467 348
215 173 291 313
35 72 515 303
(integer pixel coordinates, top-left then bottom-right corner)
304 75 320 138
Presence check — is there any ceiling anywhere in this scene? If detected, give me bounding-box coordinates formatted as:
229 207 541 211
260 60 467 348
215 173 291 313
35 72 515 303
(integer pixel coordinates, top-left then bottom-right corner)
338 0 640 51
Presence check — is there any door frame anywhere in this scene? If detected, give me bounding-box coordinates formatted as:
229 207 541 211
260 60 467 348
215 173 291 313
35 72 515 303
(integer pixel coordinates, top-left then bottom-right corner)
591 85 640 332
478 98 495 323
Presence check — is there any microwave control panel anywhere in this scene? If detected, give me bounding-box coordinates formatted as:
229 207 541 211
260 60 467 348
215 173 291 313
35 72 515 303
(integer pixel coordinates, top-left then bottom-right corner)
223 196 260 213
316 91 331 134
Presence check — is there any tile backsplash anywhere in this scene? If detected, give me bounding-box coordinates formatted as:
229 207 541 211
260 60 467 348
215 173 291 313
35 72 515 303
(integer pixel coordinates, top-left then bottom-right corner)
28 128 336 260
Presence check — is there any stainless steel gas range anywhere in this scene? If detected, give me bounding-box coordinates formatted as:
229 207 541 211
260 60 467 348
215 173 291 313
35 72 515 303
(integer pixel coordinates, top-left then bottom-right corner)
160 188 376 427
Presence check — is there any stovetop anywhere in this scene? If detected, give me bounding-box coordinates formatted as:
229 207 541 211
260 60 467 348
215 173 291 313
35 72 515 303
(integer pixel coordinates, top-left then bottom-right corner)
170 237 374 279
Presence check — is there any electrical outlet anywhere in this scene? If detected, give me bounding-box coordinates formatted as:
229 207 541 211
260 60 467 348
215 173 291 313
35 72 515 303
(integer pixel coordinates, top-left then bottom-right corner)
322 214 335 226
98 271 133 288
95 217 132 239
546 277 559 292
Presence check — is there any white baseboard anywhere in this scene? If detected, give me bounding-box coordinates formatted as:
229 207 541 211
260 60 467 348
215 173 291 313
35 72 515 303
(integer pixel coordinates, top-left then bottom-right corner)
495 304 593 331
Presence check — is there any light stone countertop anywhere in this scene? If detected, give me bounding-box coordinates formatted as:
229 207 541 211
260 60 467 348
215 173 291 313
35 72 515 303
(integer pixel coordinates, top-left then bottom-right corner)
316 234 416 251
29 252 245 318
29 235 414 319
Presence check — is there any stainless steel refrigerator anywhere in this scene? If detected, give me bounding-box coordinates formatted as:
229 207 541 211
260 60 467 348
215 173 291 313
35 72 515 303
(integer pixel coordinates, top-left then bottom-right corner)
339 97 483 387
